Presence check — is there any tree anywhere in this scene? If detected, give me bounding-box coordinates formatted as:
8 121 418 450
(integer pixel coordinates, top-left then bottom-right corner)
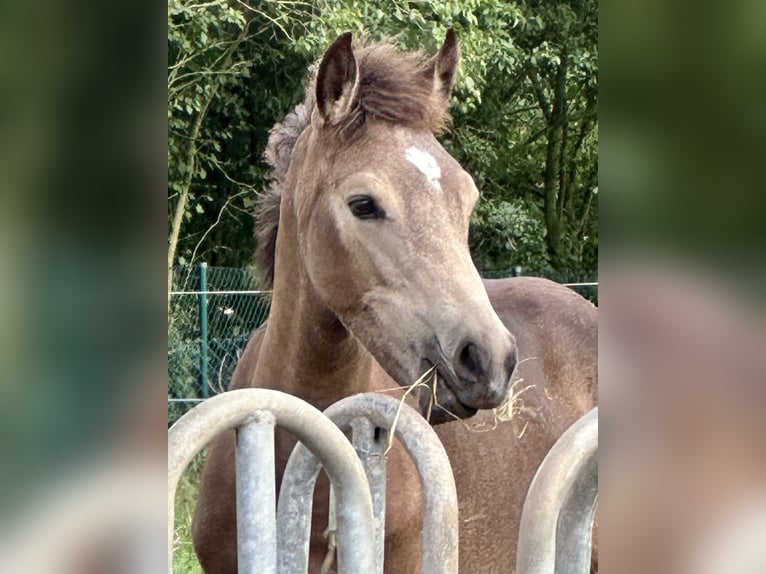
167 0 598 283
515 1 598 273
438 0 598 277
167 0 313 296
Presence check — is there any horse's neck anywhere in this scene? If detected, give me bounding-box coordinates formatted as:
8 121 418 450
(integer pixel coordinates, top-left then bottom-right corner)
252 233 373 410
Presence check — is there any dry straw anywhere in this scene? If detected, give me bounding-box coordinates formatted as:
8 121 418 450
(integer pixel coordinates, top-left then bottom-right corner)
376 355 541 442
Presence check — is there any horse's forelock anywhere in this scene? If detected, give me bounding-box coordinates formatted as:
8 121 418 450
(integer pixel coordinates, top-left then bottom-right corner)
335 43 452 136
255 39 452 287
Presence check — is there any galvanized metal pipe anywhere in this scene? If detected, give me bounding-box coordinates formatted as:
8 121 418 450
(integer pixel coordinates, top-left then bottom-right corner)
516 407 598 574
555 442 598 571
277 445 377 574
326 394 459 574
198 261 209 398
236 411 277 574
351 416 387 574
168 389 375 574
278 394 457 574
276 446 318 574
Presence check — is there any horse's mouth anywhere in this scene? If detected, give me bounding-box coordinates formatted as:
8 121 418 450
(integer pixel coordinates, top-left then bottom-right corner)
418 361 478 424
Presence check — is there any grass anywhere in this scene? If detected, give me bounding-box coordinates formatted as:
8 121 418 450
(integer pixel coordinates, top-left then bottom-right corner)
173 455 205 574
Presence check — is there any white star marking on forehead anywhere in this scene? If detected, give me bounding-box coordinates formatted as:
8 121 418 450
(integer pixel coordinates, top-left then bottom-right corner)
405 146 442 191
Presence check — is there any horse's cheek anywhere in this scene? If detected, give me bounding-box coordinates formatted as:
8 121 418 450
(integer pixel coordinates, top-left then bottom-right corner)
307 215 355 298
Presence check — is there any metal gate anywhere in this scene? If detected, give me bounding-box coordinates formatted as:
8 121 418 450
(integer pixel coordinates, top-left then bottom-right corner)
168 391 597 574
168 389 458 574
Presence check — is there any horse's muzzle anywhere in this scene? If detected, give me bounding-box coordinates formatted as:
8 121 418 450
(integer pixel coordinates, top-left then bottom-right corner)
419 369 479 424
418 330 517 424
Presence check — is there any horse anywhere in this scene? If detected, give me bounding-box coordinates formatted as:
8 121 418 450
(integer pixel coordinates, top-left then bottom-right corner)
192 31 598 574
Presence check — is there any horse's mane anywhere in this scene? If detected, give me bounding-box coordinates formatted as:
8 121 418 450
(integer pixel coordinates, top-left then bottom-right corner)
255 40 452 288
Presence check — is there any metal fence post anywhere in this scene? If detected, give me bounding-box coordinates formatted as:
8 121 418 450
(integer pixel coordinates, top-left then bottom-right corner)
198 261 209 398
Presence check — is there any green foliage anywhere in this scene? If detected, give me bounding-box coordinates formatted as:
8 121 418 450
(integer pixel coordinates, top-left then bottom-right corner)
167 0 598 280
441 0 598 277
168 0 314 269
471 197 553 276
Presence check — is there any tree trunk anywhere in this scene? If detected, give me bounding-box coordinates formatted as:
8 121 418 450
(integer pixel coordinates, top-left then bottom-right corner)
167 27 248 309
543 54 568 269
168 104 208 310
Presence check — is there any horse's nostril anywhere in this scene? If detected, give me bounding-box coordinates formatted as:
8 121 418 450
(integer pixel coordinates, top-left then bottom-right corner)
458 341 484 379
505 347 518 380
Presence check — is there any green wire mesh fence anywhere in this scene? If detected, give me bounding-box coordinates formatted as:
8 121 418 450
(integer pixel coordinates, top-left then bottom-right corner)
168 264 271 424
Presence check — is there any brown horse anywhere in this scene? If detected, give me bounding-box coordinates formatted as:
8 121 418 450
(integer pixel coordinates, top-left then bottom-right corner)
192 32 597 574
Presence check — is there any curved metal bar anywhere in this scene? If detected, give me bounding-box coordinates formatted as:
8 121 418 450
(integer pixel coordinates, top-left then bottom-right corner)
351 416 387 574
555 442 598 571
168 389 375 574
516 407 598 574
276 444 320 574
292 393 458 574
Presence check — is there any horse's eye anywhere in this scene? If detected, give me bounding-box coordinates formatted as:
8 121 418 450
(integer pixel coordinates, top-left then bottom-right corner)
348 195 385 220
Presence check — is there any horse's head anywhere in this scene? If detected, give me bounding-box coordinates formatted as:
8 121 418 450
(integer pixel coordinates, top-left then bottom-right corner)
280 32 517 423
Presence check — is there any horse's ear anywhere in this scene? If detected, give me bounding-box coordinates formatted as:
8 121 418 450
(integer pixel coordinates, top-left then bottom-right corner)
316 32 359 124
426 28 460 101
